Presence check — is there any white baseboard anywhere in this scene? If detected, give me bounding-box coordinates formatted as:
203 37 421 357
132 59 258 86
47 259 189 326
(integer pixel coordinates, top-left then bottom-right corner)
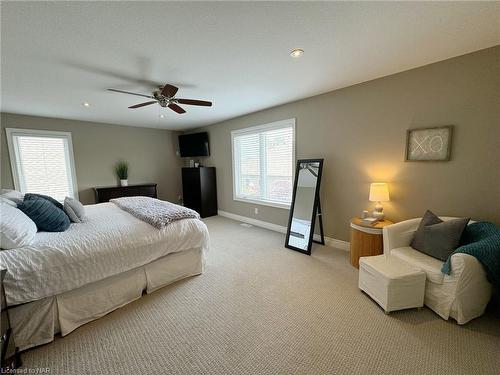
217 210 350 251
323 237 350 252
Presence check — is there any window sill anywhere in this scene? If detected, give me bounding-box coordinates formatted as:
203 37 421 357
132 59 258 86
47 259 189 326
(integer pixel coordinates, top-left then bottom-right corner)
233 197 291 210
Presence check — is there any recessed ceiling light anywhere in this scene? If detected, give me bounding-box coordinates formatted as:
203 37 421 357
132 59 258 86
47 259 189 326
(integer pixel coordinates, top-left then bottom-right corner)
82 102 90 107
290 49 304 58
159 114 165 118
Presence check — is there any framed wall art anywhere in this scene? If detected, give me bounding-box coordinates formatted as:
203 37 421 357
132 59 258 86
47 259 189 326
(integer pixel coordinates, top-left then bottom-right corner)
405 126 453 161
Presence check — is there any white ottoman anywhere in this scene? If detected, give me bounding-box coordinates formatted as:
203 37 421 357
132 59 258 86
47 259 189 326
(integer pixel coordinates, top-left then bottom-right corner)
359 255 426 314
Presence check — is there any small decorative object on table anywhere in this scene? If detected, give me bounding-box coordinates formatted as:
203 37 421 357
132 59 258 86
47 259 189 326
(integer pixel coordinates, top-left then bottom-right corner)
369 182 390 220
350 217 394 268
115 160 129 187
361 217 379 226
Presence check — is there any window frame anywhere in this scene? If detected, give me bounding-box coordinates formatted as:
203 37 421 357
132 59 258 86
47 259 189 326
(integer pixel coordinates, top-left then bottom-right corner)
231 118 296 210
6 128 79 200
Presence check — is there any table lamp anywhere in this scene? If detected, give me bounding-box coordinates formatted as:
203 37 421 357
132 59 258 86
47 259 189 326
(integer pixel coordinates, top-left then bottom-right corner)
369 183 390 220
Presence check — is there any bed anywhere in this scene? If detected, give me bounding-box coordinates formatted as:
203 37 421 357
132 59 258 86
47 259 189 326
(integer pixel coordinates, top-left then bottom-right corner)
0 202 209 350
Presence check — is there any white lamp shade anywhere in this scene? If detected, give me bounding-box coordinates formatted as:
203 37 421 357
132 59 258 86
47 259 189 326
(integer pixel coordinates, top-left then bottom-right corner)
369 183 390 202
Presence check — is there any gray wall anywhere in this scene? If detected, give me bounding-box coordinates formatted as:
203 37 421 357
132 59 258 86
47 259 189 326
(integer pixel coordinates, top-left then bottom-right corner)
192 46 500 241
1 113 183 205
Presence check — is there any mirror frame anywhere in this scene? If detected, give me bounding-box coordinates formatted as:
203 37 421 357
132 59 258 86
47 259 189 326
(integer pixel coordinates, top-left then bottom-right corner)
285 158 324 255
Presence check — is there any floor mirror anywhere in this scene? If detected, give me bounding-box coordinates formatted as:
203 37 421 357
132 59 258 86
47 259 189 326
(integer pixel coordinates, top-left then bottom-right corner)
285 159 324 255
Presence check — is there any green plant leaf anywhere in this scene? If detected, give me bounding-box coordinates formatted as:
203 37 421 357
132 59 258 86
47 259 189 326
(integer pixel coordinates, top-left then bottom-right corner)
115 160 129 179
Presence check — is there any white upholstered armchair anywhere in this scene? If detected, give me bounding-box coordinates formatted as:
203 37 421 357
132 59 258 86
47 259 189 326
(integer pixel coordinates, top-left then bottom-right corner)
383 217 492 324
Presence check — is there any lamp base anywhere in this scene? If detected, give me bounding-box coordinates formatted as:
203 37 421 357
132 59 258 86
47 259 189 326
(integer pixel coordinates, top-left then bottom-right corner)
372 202 385 220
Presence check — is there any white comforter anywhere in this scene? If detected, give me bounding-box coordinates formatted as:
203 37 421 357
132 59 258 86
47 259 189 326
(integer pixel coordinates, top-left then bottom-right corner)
0 203 209 305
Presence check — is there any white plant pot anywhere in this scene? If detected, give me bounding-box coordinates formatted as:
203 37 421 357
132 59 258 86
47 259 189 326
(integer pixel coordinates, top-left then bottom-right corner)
120 179 128 187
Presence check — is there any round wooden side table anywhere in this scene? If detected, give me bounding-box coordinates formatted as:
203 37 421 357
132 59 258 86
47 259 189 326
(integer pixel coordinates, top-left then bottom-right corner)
350 218 394 268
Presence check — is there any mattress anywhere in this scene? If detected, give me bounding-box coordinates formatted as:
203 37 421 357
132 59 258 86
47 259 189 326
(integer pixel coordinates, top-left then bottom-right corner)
0 202 209 305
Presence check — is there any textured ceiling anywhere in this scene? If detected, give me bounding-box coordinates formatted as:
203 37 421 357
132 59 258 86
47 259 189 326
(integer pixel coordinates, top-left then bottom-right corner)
1 1 499 130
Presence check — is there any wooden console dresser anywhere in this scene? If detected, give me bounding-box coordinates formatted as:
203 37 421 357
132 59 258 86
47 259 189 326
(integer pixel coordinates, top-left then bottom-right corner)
182 167 217 218
94 183 157 203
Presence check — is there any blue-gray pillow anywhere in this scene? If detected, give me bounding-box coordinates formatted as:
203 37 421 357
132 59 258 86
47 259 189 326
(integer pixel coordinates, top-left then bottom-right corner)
24 193 64 210
17 196 70 232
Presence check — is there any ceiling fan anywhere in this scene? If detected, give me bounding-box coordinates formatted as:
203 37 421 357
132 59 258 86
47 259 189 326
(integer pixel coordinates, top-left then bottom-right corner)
107 83 212 114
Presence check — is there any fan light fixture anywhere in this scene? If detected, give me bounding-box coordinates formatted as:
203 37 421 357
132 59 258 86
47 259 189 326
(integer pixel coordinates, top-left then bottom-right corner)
290 49 304 58
82 102 91 107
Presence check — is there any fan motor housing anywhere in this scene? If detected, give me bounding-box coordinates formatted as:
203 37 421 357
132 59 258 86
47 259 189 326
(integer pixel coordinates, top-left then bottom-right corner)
153 91 171 107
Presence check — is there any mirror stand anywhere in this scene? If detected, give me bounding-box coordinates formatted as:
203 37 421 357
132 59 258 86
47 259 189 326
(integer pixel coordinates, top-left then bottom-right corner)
285 158 325 255
312 201 325 245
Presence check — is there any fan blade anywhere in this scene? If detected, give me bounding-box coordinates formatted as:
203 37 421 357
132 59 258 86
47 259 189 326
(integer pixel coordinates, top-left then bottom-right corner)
161 84 179 98
168 103 186 114
177 99 212 107
128 101 157 109
107 88 154 99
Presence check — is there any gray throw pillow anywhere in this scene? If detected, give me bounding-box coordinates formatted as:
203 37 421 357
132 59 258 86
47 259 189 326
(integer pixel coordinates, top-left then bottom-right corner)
411 210 443 250
64 197 86 223
412 211 470 261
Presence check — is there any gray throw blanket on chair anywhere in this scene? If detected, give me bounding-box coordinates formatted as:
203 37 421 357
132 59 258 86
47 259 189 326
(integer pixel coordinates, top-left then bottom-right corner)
110 196 200 229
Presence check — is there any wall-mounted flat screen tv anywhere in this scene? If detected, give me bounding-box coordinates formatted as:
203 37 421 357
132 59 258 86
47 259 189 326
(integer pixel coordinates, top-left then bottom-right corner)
178 132 210 157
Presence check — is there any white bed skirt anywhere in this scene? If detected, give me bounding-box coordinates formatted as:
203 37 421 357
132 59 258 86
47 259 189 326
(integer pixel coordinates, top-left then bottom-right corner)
10 247 204 351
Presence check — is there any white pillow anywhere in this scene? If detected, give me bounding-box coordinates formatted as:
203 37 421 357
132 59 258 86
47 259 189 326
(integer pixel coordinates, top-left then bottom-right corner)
0 202 37 250
0 196 17 207
0 189 24 205
64 197 86 223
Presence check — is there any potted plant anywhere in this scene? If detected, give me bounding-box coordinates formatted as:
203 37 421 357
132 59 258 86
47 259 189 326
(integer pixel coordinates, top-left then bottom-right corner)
115 160 129 186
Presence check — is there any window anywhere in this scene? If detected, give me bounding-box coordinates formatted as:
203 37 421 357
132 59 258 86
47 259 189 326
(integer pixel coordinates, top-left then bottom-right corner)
6 128 78 201
232 119 295 208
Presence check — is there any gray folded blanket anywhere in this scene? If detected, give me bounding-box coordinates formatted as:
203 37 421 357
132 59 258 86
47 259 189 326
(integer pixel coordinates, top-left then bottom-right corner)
110 196 200 229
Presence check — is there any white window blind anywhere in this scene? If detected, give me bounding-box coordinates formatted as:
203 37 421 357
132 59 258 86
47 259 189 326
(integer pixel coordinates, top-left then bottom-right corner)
6 128 78 201
232 119 295 208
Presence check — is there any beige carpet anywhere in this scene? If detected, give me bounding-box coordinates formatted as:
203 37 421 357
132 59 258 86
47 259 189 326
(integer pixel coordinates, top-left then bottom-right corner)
22 216 500 375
